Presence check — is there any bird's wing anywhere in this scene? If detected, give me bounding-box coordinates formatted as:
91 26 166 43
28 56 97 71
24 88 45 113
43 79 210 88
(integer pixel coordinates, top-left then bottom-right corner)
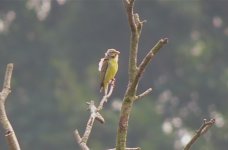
98 58 104 71
99 58 109 90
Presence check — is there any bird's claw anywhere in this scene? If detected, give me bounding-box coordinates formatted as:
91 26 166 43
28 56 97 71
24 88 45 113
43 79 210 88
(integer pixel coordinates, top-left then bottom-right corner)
110 78 116 86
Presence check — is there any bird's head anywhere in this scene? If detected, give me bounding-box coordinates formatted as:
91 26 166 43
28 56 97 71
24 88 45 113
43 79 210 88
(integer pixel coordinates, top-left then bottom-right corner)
105 49 120 58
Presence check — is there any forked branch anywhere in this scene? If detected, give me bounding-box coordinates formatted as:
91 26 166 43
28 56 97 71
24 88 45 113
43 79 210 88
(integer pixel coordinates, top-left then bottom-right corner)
134 88 152 101
130 38 168 93
123 0 146 83
0 63 21 150
74 80 116 150
98 79 115 110
115 1 168 150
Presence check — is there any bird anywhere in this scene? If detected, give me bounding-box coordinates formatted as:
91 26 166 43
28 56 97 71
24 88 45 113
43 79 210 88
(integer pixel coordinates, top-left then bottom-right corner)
98 49 120 95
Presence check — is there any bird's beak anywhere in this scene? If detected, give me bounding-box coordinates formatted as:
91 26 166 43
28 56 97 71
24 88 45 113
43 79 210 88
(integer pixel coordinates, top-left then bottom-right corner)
116 51 120 55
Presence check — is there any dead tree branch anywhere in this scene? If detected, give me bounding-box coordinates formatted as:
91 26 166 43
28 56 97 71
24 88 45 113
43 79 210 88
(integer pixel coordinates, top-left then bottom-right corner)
130 38 168 95
134 88 152 101
123 0 145 83
0 63 21 150
98 79 115 111
115 1 168 150
184 118 215 150
74 81 115 150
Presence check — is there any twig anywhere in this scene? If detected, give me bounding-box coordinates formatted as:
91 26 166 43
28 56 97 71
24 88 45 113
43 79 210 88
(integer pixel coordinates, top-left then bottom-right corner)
75 100 105 148
130 38 168 92
0 63 21 150
98 79 115 110
74 130 89 150
138 38 168 71
184 118 215 150
134 88 152 101
74 80 115 149
74 101 100 150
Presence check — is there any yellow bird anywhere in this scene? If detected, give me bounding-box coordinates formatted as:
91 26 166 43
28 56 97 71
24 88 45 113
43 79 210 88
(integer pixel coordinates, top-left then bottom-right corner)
99 49 120 95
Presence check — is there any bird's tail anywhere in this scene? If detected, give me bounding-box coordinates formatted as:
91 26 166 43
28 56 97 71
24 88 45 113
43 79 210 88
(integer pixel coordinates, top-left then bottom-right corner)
100 87 103 93
100 82 104 93
100 84 108 95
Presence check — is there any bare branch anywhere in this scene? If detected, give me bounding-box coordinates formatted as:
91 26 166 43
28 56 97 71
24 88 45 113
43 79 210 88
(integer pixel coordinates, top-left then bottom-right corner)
134 88 152 101
3 63 13 90
95 111 105 124
184 118 215 150
0 63 21 150
116 1 168 149
131 38 168 90
123 1 146 84
138 38 168 75
123 0 145 83
123 0 136 32
74 130 89 150
98 79 115 111
74 101 99 149
107 79 115 97
74 79 115 149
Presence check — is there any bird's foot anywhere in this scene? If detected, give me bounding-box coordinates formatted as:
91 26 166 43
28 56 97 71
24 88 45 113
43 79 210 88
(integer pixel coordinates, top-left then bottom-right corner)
110 78 116 86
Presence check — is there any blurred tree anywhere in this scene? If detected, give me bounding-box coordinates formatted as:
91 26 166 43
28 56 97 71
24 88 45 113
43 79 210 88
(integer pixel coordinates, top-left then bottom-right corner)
0 0 227 150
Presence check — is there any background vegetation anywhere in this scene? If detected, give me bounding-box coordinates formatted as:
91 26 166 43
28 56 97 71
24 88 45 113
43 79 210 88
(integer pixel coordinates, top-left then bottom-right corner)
0 0 227 149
